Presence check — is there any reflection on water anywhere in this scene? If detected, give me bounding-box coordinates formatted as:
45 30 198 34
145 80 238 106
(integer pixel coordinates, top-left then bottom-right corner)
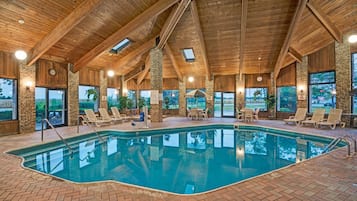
24 128 329 194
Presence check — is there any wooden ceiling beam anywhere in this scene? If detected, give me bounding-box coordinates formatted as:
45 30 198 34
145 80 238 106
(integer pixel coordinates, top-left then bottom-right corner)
239 0 248 77
72 0 179 72
113 37 156 70
190 0 212 80
288 47 302 63
137 55 151 85
274 0 307 79
164 44 183 81
27 0 104 66
157 0 191 49
124 65 145 81
306 1 342 43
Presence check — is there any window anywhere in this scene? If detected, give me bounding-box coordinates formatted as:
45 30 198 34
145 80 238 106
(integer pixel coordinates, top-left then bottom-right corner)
107 88 119 109
163 90 179 109
127 90 136 109
245 88 267 111
78 85 99 114
110 38 131 54
309 71 336 113
182 48 195 62
139 90 151 109
186 89 206 109
277 86 297 112
0 78 17 121
352 53 357 113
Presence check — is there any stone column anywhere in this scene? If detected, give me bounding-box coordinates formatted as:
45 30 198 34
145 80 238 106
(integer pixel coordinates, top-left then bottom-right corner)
67 64 79 126
205 76 214 117
179 77 186 116
296 56 308 109
99 70 107 109
119 75 127 97
18 61 36 133
149 48 163 122
270 72 276 118
335 36 351 125
236 74 245 111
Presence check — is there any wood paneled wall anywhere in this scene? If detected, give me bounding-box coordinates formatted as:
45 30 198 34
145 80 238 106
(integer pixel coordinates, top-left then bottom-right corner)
163 78 179 90
127 79 138 90
308 43 335 73
0 120 19 136
214 75 235 92
277 63 296 86
107 75 121 88
186 76 205 89
351 44 357 53
0 51 18 79
79 68 100 86
127 78 180 90
36 59 67 88
245 73 271 88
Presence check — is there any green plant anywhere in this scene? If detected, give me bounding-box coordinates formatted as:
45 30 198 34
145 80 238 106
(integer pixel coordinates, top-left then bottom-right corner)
119 96 128 111
266 94 276 111
164 97 170 110
138 97 146 110
253 90 261 101
127 98 134 109
85 89 98 101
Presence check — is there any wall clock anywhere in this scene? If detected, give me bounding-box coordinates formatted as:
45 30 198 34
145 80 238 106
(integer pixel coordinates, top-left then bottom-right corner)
49 68 56 76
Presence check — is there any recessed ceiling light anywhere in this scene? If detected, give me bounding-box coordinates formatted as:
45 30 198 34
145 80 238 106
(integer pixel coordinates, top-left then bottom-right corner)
107 70 115 77
188 76 194 83
18 18 25 24
15 50 27 60
348 35 357 43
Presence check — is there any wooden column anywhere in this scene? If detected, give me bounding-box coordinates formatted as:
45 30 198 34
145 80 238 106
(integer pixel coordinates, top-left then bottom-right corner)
99 70 107 109
179 77 187 116
149 48 163 122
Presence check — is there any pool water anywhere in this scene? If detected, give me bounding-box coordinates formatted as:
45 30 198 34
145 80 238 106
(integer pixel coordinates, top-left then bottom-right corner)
8 125 344 194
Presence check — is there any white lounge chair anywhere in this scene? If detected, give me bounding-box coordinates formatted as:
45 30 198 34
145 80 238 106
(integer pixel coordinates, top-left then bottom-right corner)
111 107 129 121
84 109 112 127
283 108 307 126
244 109 254 122
253 108 260 120
99 108 122 122
301 108 325 128
317 109 345 129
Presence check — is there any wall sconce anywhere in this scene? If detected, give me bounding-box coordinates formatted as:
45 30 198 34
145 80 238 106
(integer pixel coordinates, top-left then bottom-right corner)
238 88 244 95
298 86 306 100
25 81 32 90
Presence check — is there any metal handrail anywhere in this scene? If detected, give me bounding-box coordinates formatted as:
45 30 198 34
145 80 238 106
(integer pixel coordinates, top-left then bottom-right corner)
41 119 73 154
324 135 357 156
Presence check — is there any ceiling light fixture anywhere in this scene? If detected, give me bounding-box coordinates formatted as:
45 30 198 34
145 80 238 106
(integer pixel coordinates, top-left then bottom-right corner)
15 50 27 60
18 18 25 24
348 34 357 43
107 70 114 77
188 76 194 83
257 57 262 82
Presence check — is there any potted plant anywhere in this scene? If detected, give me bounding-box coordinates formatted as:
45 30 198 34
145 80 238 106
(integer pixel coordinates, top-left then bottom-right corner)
266 94 276 119
138 97 146 111
118 96 128 112
164 96 170 114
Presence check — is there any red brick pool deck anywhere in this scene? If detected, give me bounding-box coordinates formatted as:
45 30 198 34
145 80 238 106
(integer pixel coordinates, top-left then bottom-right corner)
0 117 356 201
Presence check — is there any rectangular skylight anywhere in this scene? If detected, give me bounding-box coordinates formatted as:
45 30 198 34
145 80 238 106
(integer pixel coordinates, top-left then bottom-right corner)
182 48 195 62
110 38 131 54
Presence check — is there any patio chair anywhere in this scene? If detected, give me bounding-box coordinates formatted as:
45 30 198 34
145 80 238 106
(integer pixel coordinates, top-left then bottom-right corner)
187 108 193 119
99 108 122 122
301 108 325 128
84 109 112 127
111 107 129 121
201 108 209 120
253 108 260 120
283 108 307 126
244 109 254 122
317 109 345 129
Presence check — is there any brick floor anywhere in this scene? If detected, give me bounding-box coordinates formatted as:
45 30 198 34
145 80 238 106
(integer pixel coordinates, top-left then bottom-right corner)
0 117 356 201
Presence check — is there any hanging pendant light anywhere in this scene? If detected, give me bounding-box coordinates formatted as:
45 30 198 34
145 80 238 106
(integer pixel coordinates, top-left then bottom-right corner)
257 57 262 82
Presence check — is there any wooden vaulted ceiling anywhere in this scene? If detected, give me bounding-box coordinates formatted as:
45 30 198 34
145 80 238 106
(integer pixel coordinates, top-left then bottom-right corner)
0 0 356 81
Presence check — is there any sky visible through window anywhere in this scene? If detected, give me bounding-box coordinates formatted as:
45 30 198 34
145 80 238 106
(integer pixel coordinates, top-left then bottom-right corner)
183 48 195 62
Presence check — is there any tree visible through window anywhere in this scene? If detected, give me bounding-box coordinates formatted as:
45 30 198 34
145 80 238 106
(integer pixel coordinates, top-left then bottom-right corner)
107 88 119 109
352 53 357 113
277 86 296 112
79 85 99 114
163 90 179 109
0 78 17 121
309 71 336 113
245 88 267 111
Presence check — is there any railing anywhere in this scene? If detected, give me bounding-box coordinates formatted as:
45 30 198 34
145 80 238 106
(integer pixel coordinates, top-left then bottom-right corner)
41 119 73 154
323 135 357 156
77 115 104 142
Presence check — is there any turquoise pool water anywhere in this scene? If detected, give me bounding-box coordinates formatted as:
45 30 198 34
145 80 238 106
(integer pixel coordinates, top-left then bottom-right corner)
8 125 344 194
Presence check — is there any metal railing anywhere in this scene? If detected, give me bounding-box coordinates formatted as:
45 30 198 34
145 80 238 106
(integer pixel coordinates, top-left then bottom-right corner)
77 115 104 142
323 135 357 156
41 119 73 154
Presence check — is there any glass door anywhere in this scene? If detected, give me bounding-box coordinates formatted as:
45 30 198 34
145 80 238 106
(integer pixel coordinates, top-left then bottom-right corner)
214 92 235 118
35 88 66 130
48 89 66 126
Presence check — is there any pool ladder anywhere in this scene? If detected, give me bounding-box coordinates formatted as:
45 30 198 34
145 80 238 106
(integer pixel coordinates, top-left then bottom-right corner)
41 118 73 154
77 115 104 142
323 135 357 156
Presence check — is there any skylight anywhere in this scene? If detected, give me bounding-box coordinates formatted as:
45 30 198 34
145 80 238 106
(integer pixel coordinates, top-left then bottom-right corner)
110 38 131 54
182 48 195 62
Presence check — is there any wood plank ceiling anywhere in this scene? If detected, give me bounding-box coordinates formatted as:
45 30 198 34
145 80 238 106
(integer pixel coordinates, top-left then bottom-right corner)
0 0 356 80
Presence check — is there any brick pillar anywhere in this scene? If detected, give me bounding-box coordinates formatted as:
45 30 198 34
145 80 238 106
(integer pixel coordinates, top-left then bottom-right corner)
205 76 214 117
296 57 308 109
335 37 351 125
236 74 245 110
149 48 163 122
179 77 186 116
99 70 107 109
270 72 276 118
67 64 79 126
18 61 36 133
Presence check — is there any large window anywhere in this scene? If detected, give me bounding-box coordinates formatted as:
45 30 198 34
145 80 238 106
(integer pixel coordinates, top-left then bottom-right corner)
127 90 136 109
309 71 336 113
186 89 206 109
0 78 17 121
277 86 297 112
352 53 357 113
245 88 267 111
140 90 151 109
163 90 179 109
79 85 99 114
107 88 119 109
